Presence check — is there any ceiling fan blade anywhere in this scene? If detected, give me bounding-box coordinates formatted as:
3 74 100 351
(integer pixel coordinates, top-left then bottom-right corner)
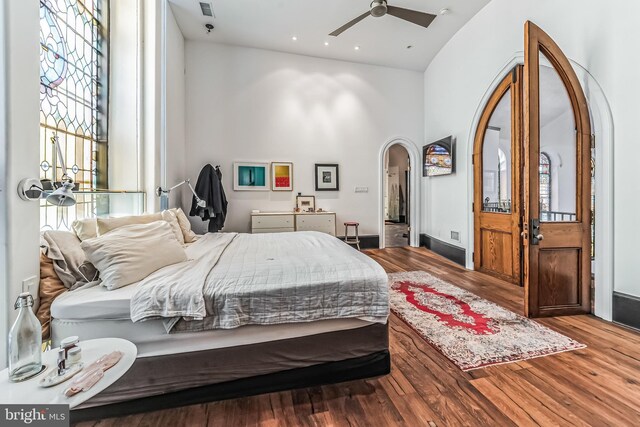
329 11 371 36
386 6 436 29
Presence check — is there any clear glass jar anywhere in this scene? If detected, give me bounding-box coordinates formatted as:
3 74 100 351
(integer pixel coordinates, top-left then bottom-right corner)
8 292 43 382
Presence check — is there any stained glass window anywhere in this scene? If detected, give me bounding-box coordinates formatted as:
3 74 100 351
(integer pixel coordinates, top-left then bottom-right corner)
39 0 108 192
539 152 551 213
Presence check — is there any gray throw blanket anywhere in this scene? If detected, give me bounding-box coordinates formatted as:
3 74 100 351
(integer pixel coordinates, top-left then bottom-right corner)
42 231 98 290
130 232 389 333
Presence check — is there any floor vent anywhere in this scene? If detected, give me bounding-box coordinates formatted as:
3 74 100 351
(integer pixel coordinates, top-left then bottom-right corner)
199 2 214 17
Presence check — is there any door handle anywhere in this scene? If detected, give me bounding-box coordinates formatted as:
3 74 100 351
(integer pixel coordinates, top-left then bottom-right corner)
531 219 542 245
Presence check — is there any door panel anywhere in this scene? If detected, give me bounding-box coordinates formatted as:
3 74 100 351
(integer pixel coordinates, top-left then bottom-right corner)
481 230 514 277
523 21 591 317
474 67 523 284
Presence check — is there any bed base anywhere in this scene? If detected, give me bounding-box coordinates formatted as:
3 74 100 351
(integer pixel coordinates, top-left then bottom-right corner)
71 350 390 422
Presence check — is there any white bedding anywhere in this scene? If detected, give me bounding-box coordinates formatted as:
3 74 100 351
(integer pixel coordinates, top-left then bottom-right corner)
130 231 389 332
50 279 377 357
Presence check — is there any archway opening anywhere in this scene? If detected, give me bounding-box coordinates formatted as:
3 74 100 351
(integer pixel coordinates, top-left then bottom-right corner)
384 144 410 247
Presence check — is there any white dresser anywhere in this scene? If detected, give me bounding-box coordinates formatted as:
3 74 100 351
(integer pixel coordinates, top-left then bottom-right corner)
251 212 336 236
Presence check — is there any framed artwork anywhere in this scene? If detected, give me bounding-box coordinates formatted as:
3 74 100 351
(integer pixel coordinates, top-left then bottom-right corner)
233 162 269 191
315 164 339 191
296 195 316 212
271 162 293 191
423 136 454 177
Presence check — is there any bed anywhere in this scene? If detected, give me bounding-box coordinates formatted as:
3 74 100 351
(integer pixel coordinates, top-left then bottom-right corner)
49 230 390 420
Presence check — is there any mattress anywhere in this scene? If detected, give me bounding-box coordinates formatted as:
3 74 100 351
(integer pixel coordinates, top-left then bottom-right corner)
51 317 376 358
51 282 135 320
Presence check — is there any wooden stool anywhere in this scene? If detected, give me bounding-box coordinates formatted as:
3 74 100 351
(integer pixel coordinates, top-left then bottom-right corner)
344 221 360 250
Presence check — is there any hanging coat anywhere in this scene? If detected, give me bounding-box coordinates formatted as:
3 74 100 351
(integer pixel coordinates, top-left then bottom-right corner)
189 164 228 232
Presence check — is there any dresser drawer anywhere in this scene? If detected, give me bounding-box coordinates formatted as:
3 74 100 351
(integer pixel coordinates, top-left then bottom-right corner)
252 227 295 234
251 214 295 230
296 214 336 236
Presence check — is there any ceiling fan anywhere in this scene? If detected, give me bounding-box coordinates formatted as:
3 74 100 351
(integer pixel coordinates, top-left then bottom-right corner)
329 0 437 37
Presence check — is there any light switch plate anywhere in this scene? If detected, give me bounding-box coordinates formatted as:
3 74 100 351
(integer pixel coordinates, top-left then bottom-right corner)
354 187 369 193
22 276 38 295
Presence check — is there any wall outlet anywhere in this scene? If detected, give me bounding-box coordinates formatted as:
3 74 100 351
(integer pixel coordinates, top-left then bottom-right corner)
450 231 461 242
22 276 38 296
354 187 369 193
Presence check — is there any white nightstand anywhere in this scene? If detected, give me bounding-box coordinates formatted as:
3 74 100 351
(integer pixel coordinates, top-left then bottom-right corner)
0 338 136 409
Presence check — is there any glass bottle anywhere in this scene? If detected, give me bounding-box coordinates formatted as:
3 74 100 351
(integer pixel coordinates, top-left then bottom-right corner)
8 292 43 382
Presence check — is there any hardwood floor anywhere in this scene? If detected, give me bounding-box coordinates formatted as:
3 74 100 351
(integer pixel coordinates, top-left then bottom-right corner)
76 247 640 427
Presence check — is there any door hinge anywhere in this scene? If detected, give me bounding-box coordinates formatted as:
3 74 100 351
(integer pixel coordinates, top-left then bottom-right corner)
591 134 596 149
472 202 474 212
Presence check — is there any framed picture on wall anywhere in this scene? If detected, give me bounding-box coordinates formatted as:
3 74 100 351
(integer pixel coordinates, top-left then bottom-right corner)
296 195 316 212
423 136 454 177
271 162 293 191
233 162 270 191
315 164 339 191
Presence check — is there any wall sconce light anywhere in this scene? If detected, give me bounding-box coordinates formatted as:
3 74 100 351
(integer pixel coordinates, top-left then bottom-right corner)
18 135 76 206
156 179 206 208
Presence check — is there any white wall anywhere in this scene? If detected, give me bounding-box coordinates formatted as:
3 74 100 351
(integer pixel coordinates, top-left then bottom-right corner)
184 43 424 235
109 0 141 192
423 0 640 297
3 0 41 366
143 0 163 213
165 5 186 208
0 0 8 368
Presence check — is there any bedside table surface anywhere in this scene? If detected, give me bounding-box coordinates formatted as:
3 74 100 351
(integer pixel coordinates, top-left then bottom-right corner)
0 337 136 409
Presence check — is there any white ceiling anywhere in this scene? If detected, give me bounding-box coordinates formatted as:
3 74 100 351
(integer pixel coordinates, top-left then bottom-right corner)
168 0 491 71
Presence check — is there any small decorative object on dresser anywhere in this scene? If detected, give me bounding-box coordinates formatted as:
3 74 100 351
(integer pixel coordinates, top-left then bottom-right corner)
233 162 269 191
296 195 316 212
315 164 339 191
271 162 293 191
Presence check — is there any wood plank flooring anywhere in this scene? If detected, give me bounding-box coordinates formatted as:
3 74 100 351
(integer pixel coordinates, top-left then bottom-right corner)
75 247 640 427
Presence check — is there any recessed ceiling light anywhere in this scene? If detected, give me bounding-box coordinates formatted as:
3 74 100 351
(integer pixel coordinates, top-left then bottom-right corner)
354 45 360 51
439 8 450 15
292 36 298 41
324 41 329 46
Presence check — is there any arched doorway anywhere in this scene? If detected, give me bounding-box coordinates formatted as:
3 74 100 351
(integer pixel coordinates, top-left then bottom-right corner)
379 138 420 248
472 22 596 318
384 144 410 247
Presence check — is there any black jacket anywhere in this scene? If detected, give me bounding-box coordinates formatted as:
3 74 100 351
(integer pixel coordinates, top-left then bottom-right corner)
189 164 228 232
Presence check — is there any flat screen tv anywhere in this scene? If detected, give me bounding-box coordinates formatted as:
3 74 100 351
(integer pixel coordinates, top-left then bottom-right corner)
423 136 454 177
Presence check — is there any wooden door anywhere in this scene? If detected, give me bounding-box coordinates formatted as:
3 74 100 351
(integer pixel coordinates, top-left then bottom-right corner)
523 21 592 317
473 66 523 284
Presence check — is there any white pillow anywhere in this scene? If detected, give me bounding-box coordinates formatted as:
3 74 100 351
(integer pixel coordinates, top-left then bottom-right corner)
161 209 185 245
72 218 98 241
171 207 198 243
81 221 187 290
96 213 163 237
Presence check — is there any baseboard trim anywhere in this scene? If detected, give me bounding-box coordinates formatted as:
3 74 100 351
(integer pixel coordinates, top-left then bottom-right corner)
420 234 466 266
338 235 379 250
613 292 640 331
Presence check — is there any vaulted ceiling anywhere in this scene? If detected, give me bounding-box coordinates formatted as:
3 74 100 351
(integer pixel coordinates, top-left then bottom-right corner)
168 0 491 71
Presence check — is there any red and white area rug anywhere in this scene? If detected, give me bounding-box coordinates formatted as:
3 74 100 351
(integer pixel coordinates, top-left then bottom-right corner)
388 271 586 371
